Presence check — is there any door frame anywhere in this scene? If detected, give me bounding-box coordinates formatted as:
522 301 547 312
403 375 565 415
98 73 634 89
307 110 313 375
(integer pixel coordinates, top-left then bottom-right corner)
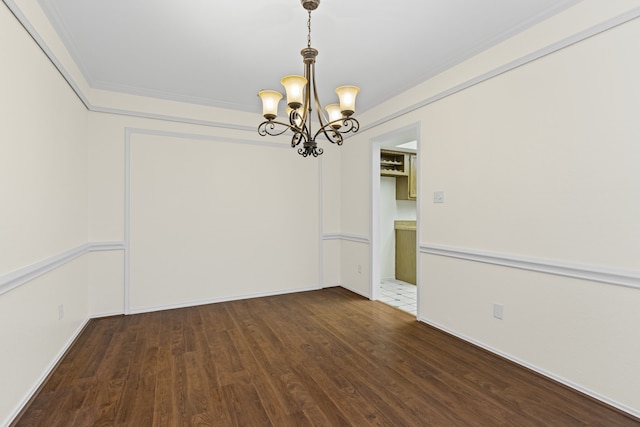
369 123 421 316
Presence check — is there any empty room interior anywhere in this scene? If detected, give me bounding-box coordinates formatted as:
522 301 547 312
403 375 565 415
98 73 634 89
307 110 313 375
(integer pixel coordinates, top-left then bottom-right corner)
1 0 639 425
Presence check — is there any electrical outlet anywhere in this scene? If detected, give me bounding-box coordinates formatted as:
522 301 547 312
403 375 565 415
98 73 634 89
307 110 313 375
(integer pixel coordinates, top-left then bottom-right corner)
433 191 444 203
58 304 64 320
357 264 362 274
493 303 504 320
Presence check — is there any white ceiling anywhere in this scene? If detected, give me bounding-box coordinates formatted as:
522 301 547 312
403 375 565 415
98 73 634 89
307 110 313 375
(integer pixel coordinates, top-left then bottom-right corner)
37 0 581 115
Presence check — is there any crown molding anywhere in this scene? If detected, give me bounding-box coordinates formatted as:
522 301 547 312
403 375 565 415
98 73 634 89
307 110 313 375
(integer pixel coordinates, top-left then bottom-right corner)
360 6 640 134
89 105 256 132
2 0 257 133
8 0 640 138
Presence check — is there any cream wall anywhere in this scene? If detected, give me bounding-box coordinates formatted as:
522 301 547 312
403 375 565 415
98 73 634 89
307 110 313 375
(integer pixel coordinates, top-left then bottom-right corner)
88 250 124 317
0 3 89 425
341 1 640 417
128 131 320 312
86 110 338 315
0 9 88 272
338 138 371 296
321 144 342 286
420 29 639 266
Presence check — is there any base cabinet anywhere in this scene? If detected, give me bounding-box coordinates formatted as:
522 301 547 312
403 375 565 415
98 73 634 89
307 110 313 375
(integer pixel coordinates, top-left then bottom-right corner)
395 221 416 285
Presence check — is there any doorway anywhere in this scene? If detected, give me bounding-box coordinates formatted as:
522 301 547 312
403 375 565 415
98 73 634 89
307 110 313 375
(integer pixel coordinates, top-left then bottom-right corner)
370 124 420 316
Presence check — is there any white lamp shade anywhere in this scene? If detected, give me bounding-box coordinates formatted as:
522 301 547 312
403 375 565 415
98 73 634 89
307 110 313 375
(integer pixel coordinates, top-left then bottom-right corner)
258 90 283 120
325 103 343 128
281 75 307 109
335 85 360 116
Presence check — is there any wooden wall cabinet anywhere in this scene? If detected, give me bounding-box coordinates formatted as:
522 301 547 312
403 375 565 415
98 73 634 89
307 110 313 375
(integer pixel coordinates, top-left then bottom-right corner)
380 150 417 200
380 150 409 177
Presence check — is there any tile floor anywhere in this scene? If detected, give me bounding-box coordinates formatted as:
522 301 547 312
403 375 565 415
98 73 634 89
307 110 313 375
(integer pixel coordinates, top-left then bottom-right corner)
379 279 417 315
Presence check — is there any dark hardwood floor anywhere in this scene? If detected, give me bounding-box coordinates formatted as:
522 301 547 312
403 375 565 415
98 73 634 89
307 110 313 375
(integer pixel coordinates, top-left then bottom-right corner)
13 287 639 426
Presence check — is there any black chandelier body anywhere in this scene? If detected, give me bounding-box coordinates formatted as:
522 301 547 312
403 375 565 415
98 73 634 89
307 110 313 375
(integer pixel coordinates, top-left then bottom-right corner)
257 0 360 157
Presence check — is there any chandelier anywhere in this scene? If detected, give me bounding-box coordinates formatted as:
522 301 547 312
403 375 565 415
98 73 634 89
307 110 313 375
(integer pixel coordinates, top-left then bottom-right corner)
257 0 360 157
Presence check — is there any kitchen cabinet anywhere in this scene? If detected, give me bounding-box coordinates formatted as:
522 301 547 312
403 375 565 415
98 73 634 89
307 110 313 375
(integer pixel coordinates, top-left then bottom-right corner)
395 154 417 200
395 220 416 285
380 149 417 200
380 150 409 177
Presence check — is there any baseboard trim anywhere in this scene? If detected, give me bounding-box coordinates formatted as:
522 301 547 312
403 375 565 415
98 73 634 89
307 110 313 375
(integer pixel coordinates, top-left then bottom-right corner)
90 310 125 319
126 285 322 315
5 316 91 427
420 244 640 290
339 283 371 299
0 242 126 296
418 316 640 420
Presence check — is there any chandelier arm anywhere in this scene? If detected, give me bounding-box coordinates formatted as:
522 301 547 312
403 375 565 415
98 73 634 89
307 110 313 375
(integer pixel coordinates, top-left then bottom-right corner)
340 117 360 133
289 108 308 135
318 126 344 145
291 129 309 148
312 117 360 145
258 120 307 139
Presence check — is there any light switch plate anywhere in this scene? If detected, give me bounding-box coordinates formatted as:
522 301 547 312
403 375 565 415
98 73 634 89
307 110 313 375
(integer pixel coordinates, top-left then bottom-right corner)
433 191 444 203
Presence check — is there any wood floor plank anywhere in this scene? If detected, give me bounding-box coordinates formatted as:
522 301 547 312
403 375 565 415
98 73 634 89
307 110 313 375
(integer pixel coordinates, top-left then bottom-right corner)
12 287 640 426
222 381 272 426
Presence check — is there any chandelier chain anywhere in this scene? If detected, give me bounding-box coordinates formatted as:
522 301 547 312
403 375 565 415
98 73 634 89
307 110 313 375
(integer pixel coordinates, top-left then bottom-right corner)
307 10 312 48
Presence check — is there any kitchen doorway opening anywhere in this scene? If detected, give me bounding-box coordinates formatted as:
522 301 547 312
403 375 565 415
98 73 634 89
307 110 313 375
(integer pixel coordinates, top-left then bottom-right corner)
370 124 420 317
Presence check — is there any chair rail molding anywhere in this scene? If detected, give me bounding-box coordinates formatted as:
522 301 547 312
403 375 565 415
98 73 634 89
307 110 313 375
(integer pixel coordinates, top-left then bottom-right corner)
0 242 126 296
323 233 370 244
420 243 640 290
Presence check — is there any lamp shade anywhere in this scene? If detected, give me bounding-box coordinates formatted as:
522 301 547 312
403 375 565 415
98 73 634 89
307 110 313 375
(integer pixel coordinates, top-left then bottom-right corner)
335 85 360 116
325 103 343 128
281 75 307 109
258 90 283 120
